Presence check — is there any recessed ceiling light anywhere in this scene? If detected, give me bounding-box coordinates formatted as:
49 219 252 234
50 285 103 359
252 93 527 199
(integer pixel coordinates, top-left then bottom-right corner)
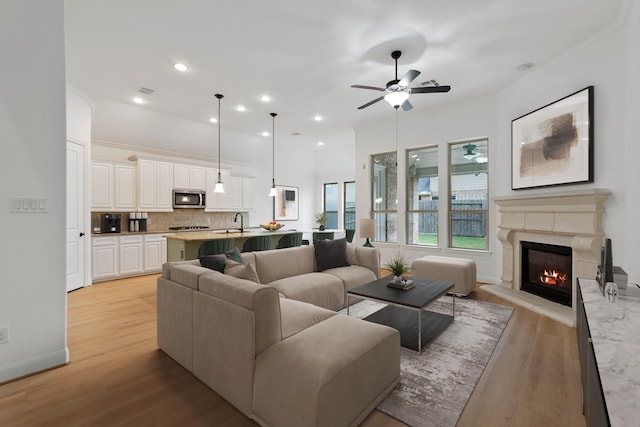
314 115 323 122
262 131 269 137
517 62 535 71
209 117 218 123
236 105 246 112
411 154 418 158
132 97 145 104
317 141 324 146
174 63 189 72
259 95 271 102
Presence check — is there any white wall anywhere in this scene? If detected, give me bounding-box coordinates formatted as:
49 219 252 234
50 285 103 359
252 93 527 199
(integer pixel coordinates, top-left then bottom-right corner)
354 10 640 284
0 0 68 381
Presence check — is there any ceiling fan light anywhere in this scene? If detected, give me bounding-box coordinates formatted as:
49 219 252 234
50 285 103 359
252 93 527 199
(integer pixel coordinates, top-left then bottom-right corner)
463 153 476 160
384 91 410 107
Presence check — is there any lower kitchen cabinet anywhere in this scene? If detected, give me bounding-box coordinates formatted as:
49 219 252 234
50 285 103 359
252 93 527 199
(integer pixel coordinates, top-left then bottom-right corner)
119 235 143 276
91 236 118 281
144 234 168 272
92 233 172 282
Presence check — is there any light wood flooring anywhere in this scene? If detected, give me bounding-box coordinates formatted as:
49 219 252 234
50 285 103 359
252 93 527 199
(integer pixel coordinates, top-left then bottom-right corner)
0 274 585 427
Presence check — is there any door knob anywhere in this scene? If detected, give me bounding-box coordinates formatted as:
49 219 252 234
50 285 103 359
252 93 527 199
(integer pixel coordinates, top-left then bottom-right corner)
79 232 85 237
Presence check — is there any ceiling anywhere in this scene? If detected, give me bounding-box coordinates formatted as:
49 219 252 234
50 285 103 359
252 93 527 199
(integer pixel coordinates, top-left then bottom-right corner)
64 0 623 161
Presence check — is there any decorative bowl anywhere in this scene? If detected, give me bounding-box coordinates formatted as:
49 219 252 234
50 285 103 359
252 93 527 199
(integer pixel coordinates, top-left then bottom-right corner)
260 223 284 231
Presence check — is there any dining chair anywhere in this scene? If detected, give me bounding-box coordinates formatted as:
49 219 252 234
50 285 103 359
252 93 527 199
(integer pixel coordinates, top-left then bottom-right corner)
242 235 272 252
276 232 303 249
345 229 355 243
312 231 334 242
198 238 235 257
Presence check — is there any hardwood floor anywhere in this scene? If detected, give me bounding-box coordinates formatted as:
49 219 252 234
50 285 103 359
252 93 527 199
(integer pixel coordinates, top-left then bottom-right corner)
0 275 585 427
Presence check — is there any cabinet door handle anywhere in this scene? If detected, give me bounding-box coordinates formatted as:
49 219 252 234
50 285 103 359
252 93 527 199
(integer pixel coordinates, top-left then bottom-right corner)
79 232 85 237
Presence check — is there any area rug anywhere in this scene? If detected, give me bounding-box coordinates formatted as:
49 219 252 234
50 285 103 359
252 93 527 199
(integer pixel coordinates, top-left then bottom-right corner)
343 296 513 427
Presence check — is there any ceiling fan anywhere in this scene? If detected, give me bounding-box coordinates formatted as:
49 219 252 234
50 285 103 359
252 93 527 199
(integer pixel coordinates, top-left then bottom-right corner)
462 143 487 163
351 50 451 111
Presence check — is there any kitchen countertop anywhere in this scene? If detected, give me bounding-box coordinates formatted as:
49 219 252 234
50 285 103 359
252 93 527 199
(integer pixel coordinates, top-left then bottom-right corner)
166 228 295 241
579 278 640 426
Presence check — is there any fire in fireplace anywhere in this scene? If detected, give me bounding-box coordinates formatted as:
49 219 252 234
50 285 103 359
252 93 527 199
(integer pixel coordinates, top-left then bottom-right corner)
521 241 572 307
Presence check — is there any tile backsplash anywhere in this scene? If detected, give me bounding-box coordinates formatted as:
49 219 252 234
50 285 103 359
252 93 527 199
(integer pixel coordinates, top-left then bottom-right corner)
91 211 250 232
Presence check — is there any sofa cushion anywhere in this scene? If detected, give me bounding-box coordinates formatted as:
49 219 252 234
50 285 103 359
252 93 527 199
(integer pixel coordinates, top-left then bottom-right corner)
268 273 345 310
225 258 261 283
279 298 336 339
254 246 315 284
313 238 350 272
323 264 378 293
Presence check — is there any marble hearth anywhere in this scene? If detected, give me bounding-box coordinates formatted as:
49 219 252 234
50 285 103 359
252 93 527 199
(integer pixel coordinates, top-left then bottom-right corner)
486 189 611 326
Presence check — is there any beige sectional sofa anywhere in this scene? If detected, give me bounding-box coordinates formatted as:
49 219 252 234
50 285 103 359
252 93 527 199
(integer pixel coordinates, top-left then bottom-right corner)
157 243 401 427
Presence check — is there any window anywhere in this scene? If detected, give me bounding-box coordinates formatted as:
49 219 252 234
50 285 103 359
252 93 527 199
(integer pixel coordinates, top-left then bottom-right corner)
406 146 439 245
371 152 397 243
344 181 356 231
323 182 339 229
449 139 488 250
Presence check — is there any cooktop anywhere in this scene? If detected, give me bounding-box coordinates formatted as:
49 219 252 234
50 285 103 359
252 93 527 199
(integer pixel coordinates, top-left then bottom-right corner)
168 225 210 230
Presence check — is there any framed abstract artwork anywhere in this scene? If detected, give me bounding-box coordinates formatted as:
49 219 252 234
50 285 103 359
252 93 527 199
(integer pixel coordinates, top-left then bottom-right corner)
274 185 299 220
511 86 594 190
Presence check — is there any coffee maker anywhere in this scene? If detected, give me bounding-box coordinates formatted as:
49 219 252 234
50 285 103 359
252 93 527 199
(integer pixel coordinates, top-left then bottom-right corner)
101 214 121 233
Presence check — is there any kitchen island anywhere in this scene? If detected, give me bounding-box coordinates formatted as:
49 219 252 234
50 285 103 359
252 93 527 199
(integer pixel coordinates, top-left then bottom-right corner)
166 228 296 261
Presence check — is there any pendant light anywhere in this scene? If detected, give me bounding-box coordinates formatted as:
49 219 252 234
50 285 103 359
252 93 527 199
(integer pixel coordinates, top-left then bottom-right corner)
268 112 278 197
213 93 225 193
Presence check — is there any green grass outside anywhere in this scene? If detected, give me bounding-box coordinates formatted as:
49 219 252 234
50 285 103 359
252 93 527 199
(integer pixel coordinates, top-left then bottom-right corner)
417 234 487 250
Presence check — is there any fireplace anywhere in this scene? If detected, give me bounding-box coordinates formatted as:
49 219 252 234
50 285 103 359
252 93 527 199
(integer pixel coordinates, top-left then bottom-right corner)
521 241 572 307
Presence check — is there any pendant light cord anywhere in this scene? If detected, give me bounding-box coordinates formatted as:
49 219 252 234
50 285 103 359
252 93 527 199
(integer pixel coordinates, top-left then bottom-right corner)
271 112 277 186
215 94 223 177
395 106 399 166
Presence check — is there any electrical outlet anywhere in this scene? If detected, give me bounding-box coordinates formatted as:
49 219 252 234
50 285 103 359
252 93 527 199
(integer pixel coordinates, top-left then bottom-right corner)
0 327 9 344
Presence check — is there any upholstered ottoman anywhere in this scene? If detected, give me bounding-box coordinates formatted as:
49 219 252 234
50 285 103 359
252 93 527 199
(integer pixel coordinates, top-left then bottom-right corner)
411 255 476 296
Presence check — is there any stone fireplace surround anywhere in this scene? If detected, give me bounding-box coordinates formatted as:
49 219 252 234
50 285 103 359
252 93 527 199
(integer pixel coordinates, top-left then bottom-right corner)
485 189 611 327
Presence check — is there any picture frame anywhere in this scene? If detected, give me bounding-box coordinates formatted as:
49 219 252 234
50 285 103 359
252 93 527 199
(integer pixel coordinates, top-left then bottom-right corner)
274 185 299 221
511 86 594 190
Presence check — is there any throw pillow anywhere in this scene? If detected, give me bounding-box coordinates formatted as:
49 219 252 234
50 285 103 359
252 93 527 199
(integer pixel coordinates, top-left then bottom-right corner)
225 258 261 283
225 247 244 264
199 254 227 272
314 237 350 272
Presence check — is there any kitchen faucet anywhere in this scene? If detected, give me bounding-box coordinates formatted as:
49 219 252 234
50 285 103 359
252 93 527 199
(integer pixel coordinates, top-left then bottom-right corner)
234 212 244 232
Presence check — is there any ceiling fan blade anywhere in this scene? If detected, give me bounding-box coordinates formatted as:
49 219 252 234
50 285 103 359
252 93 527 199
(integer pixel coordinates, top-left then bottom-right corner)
410 85 451 94
351 84 386 91
398 69 420 87
357 96 385 110
401 99 413 111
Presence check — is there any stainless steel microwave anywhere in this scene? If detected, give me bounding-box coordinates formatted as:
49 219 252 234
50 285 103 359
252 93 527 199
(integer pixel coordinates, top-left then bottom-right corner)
173 190 206 208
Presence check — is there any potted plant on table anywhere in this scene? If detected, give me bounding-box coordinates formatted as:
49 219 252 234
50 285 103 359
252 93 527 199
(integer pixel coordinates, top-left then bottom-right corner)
384 252 409 284
315 212 328 231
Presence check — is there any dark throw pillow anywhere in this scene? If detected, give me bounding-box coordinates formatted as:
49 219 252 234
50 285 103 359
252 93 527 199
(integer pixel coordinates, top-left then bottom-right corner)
199 247 244 273
314 237 350 272
199 254 227 272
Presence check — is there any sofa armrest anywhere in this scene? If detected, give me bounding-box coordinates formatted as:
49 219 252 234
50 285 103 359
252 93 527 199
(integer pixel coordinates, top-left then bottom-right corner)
352 245 380 278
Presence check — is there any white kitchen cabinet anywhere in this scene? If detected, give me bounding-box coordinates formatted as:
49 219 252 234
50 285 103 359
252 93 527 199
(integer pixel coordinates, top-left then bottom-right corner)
174 163 206 190
119 235 143 276
91 161 114 210
173 163 206 191
114 164 136 209
138 159 174 211
144 233 170 272
242 177 255 210
227 176 242 210
91 236 118 281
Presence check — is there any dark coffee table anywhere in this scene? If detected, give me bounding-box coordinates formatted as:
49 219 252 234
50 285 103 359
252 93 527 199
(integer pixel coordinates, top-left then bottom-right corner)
347 276 455 353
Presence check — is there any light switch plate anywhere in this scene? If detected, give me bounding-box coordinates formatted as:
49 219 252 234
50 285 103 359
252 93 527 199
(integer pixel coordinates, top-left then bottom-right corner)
10 198 47 213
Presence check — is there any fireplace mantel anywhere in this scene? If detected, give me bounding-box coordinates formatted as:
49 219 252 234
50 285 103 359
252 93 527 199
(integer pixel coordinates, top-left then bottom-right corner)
490 189 611 324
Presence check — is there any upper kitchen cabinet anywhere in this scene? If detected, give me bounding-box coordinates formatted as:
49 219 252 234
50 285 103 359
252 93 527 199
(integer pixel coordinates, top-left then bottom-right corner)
205 168 254 211
138 159 173 211
173 163 205 190
91 161 113 210
91 161 136 211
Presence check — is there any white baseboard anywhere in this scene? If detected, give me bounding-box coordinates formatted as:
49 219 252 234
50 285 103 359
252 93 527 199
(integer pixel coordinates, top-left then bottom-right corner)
0 347 69 383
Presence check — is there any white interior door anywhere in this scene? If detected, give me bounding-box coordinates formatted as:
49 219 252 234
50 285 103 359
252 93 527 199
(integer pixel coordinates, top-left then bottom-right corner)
66 139 87 292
